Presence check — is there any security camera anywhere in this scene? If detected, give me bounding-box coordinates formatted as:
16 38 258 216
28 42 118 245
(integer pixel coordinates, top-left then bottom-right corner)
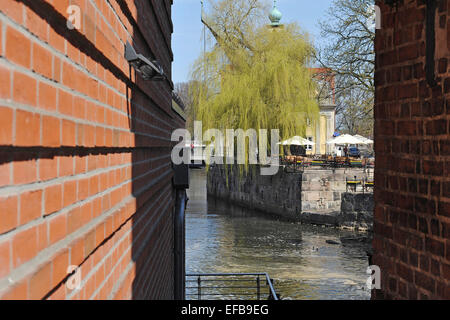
125 41 165 81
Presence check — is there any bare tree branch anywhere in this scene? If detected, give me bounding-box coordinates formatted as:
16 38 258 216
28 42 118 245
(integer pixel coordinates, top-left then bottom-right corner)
317 0 375 136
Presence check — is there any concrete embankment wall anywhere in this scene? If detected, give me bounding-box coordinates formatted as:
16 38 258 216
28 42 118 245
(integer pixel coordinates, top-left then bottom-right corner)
207 165 374 230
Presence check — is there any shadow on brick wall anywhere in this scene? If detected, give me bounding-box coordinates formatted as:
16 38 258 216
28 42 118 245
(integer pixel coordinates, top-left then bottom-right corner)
128 0 177 299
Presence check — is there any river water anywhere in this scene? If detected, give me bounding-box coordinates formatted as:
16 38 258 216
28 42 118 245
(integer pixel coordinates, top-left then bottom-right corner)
186 169 371 300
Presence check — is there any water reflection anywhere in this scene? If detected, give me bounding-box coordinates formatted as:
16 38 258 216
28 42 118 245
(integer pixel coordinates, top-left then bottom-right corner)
186 169 371 300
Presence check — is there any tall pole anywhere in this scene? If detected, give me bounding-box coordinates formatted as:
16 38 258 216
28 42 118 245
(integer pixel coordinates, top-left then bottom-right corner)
197 0 204 126
202 0 206 61
197 0 207 127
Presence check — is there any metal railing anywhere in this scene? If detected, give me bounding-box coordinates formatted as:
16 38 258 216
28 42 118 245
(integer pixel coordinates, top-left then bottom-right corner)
280 156 375 172
186 273 279 300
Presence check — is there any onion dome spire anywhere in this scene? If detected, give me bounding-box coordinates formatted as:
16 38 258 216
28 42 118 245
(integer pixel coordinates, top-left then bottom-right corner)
269 0 282 27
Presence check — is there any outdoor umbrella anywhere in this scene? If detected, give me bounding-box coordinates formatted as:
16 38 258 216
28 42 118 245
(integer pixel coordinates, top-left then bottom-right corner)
326 134 368 145
278 136 315 146
354 134 374 144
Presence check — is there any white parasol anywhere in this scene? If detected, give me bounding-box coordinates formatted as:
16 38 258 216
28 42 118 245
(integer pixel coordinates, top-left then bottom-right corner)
353 134 374 144
278 136 315 146
326 134 368 145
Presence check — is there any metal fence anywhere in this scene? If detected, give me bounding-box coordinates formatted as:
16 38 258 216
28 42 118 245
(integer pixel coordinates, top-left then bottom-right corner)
186 273 279 300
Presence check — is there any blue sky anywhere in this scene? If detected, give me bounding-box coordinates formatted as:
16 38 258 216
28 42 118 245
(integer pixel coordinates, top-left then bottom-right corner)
172 0 333 84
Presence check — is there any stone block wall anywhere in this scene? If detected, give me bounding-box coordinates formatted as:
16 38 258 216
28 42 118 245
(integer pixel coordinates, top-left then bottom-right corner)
339 193 374 231
207 165 303 221
207 165 374 228
301 169 370 212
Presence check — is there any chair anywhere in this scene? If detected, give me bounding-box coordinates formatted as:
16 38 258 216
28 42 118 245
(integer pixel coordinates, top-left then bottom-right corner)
349 159 363 168
294 156 304 171
329 158 338 169
364 177 374 192
346 176 362 192
311 160 325 167
335 157 347 168
303 158 312 168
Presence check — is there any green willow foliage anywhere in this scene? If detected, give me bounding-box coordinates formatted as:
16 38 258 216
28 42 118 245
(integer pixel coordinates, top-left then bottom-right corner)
190 3 319 165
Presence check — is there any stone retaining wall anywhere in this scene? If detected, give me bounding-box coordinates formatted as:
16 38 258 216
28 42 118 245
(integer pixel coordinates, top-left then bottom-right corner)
301 169 368 212
207 165 373 230
207 165 303 220
339 193 374 231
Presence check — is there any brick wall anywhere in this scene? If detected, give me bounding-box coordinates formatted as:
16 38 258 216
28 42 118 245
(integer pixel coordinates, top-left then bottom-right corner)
0 0 183 300
374 0 450 299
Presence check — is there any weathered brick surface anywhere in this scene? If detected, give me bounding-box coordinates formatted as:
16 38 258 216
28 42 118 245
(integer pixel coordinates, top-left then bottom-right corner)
374 0 450 299
0 0 182 300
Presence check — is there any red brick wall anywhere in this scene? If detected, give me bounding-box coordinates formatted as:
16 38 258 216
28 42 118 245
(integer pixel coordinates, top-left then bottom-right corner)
374 0 450 299
0 0 183 300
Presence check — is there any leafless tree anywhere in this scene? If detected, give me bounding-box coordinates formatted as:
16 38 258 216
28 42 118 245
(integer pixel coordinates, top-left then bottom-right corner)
174 82 195 133
317 0 375 137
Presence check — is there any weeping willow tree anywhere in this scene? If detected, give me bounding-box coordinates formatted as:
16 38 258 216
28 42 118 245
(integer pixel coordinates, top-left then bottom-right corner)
190 0 319 167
